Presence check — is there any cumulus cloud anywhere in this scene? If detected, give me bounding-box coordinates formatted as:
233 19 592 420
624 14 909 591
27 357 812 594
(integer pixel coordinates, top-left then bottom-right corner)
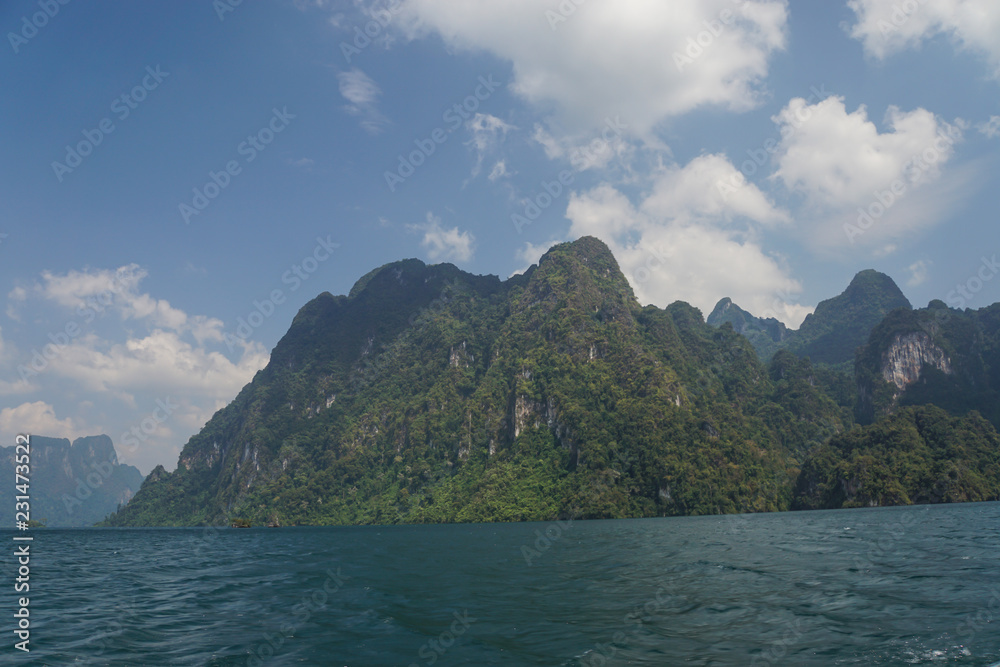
561 155 810 327
409 212 476 263
0 402 77 440
337 68 390 133
771 95 966 249
847 0 1000 77
395 0 789 137
0 265 270 474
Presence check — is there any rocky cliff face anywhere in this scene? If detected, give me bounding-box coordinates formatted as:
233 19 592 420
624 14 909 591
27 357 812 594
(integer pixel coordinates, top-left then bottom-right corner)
880 331 953 392
854 302 1000 426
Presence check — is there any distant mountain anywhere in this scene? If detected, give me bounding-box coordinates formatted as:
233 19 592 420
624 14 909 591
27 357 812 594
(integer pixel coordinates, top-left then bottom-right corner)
0 435 144 527
709 269 912 367
854 300 1000 427
706 297 789 360
105 237 850 527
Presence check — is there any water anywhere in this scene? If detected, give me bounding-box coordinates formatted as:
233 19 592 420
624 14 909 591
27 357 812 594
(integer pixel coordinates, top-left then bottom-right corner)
2 502 999 665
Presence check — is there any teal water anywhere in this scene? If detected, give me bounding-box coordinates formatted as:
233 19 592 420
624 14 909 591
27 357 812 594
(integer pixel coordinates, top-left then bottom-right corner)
2 502 999 665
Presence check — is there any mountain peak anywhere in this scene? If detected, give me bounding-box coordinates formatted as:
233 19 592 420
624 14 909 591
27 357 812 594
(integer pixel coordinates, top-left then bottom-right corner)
786 269 911 366
544 236 618 265
708 297 735 321
707 297 788 358
526 236 636 316
846 269 908 302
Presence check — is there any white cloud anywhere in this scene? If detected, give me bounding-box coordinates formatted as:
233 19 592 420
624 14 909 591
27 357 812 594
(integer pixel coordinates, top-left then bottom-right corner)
46 330 267 400
847 0 1000 78
488 160 509 181
980 115 1000 138
27 264 228 345
643 154 790 227
771 95 967 249
0 327 36 395
337 68 390 133
0 401 77 440
907 259 931 286
562 155 810 327
465 113 515 179
409 212 476 263
395 0 789 137
773 97 955 205
0 265 270 474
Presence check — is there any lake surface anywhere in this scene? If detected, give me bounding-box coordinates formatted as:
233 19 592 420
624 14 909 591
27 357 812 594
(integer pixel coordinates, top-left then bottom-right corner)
2 502 1000 665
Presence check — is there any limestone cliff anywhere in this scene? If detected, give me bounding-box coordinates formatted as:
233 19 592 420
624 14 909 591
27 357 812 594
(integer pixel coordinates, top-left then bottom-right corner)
880 331 952 393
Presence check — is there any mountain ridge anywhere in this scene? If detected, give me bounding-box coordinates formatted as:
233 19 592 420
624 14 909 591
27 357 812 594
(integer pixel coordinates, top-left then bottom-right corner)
0 435 143 527
103 237 1000 527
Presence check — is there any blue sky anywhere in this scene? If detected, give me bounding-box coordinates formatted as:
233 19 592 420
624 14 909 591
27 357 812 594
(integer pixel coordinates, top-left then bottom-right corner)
1 0 998 474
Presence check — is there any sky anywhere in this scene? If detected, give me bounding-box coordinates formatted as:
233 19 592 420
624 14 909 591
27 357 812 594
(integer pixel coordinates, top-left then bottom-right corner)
1 0 998 474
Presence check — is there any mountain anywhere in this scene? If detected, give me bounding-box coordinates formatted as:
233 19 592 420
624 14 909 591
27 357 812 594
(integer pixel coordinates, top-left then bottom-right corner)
794 405 1000 509
0 435 144 527
103 239 1000 526
785 269 912 367
709 269 912 368
105 237 851 527
706 297 789 360
854 300 1000 427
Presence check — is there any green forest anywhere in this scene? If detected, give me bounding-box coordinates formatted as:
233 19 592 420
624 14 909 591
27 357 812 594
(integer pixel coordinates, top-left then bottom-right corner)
103 237 1000 527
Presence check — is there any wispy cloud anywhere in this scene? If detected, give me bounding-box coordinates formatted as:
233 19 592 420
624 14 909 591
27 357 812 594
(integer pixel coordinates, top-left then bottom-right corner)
337 68 390 134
